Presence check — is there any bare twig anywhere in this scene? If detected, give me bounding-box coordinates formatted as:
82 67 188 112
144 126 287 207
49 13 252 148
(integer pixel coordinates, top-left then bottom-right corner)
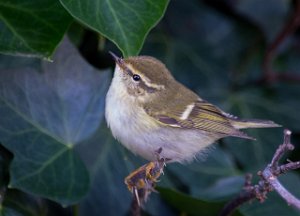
219 188 256 216
219 129 300 216
270 129 294 170
262 130 300 210
263 169 300 209
130 195 141 216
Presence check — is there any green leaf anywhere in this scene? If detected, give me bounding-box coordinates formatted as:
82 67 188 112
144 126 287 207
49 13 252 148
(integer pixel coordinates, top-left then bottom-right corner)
77 124 175 216
0 208 23 216
0 38 111 205
0 0 72 59
158 187 243 216
59 0 170 57
77 124 142 215
222 88 300 171
1 189 47 216
166 146 244 201
235 0 289 41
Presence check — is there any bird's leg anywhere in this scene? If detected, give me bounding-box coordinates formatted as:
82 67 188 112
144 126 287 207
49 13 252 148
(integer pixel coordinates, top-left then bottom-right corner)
155 147 163 155
124 147 167 206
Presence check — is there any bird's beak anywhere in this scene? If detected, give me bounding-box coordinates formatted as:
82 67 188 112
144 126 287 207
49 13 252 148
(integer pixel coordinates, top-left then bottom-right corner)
109 51 123 66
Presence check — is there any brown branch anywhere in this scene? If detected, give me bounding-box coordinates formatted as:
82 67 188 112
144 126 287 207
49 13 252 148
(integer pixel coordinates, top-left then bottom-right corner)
270 129 294 170
262 0 300 83
130 195 141 216
279 161 300 173
219 129 300 216
262 169 300 208
219 174 257 216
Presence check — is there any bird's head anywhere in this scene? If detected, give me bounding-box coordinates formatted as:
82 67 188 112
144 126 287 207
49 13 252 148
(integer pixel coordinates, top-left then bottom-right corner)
110 52 174 101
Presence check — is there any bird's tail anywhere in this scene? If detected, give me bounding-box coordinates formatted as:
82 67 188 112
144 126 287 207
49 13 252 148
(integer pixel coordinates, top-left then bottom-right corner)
230 118 281 129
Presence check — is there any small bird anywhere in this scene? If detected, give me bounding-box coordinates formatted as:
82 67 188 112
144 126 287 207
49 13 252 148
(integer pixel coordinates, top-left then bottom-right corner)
105 53 280 163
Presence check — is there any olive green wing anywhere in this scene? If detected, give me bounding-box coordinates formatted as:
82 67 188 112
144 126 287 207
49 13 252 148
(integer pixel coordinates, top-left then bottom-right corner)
144 100 253 139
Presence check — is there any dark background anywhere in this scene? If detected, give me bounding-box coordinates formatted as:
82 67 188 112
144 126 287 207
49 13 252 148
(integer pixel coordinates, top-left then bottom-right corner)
1 0 300 215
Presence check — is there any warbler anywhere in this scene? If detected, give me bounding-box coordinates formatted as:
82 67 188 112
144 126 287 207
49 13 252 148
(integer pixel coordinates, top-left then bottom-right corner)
105 53 280 162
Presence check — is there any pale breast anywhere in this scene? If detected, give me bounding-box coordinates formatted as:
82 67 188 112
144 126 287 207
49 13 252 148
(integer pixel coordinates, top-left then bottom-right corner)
105 87 218 162
105 73 219 162
105 74 159 159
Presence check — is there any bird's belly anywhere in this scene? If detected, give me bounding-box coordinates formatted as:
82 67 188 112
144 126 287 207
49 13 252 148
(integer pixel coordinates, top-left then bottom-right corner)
121 128 217 162
105 90 217 162
132 128 217 162
106 110 217 162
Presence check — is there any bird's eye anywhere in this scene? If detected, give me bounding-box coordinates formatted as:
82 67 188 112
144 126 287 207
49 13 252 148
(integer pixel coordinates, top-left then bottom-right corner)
132 74 141 81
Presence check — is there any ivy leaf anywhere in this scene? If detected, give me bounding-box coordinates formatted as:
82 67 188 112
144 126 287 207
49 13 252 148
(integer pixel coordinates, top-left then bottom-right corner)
165 146 243 201
0 38 111 205
158 187 243 216
0 0 72 59
60 0 170 57
77 125 140 215
1 189 47 216
76 124 175 216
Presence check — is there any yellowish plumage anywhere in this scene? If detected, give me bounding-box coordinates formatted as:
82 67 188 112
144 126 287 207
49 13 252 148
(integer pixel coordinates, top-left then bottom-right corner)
105 55 280 162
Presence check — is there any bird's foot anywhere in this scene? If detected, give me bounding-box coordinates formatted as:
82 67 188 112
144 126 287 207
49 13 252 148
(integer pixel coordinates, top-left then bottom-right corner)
124 147 167 206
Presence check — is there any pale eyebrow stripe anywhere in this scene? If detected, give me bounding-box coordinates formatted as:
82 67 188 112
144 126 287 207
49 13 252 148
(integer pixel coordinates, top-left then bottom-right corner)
139 79 157 93
125 63 164 93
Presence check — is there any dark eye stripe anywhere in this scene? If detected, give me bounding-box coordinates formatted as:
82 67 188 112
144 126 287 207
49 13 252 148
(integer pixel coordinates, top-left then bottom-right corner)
121 64 157 93
125 68 133 76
